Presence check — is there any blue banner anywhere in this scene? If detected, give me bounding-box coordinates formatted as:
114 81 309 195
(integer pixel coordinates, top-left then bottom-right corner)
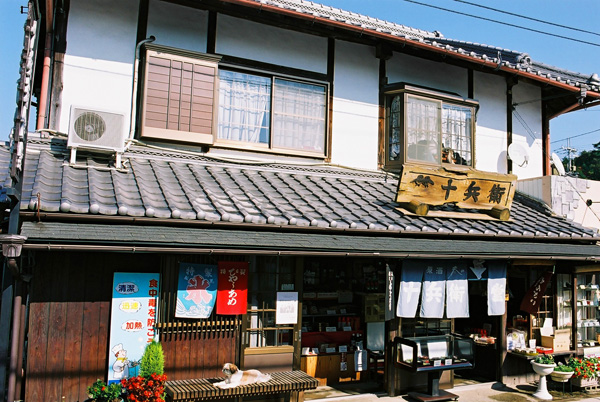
176 263 218 319
107 272 160 384
487 262 507 316
421 263 446 318
446 262 469 318
396 261 424 318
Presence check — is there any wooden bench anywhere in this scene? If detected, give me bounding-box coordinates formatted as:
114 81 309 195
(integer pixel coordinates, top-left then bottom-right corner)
165 370 319 402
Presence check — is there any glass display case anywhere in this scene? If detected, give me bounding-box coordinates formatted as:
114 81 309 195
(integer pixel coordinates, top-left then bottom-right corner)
394 334 473 371
394 335 473 402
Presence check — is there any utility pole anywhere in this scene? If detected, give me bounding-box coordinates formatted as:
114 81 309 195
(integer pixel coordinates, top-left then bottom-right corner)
560 138 577 173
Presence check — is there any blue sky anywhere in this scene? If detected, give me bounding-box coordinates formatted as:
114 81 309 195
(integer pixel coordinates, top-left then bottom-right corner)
1 0 599 157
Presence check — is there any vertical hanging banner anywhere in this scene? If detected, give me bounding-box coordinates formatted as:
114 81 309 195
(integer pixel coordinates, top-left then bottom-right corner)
396 261 424 318
520 271 553 315
385 264 395 321
446 262 470 318
176 263 218 319
488 262 507 316
216 261 249 315
107 272 160 384
421 263 446 318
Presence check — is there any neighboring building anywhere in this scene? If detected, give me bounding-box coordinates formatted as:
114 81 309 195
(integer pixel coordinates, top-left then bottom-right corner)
518 176 600 232
1 1 600 401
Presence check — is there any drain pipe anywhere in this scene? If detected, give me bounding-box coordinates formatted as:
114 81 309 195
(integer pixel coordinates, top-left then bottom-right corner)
0 235 27 402
127 35 155 144
35 0 54 130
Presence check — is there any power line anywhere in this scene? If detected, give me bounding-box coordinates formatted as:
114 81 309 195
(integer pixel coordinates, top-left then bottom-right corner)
401 0 600 48
452 0 600 38
550 128 600 144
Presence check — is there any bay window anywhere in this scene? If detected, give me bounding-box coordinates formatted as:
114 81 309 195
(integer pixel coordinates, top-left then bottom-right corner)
386 85 477 169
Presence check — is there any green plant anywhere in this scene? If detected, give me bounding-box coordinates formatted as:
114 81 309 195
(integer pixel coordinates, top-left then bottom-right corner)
568 357 600 379
87 379 122 402
534 354 555 365
554 363 574 372
140 340 164 378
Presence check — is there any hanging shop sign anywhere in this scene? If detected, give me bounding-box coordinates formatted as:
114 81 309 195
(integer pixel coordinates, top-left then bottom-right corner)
520 271 553 315
276 292 299 324
107 272 160 384
216 261 249 315
396 163 517 220
385 264 395 321
176 263 218 319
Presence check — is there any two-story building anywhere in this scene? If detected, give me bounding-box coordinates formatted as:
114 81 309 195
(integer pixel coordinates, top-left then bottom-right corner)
1 0 600 401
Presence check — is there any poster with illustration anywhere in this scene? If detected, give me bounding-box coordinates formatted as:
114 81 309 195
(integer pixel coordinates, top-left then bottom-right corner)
176 263 218 319
107 272 160 384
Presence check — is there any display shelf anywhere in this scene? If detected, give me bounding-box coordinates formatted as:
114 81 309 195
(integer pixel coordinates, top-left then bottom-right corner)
575 273 600 346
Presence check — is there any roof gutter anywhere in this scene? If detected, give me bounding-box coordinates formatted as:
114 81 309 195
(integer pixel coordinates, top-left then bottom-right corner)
20 242 600 262
219 0 600 100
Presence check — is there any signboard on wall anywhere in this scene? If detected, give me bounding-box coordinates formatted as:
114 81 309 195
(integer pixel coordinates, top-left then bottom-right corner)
175 263 218 319
385 264 395 321
107 272 160 384
216 261 249 315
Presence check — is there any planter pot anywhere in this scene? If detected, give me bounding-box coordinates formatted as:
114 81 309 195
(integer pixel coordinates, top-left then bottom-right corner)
571 376 598 387
550 371 573 383
531 361 556 400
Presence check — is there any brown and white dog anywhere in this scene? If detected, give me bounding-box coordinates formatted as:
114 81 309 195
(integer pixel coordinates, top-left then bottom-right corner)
213 363 271 389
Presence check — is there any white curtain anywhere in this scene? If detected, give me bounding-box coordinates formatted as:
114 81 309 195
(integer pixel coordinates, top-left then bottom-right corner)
272 79 326 153
218 70 271 144
442 105 472 165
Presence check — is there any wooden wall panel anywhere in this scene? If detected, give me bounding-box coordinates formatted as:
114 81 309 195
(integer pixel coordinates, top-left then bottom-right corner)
24 251 239 402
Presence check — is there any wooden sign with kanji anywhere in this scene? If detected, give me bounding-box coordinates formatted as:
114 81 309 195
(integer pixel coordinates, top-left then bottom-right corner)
395 163 517 220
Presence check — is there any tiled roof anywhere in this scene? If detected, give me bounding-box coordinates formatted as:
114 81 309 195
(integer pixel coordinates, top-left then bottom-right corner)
240 0 599 93
19 221 600 260
2 138 598 242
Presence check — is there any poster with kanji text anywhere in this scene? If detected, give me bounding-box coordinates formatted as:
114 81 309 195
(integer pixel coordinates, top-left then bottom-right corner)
216 261 248 315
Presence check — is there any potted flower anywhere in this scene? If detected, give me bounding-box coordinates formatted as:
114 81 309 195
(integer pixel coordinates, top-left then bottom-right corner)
87 379 122 402
568 357 600 387
550 363 574 383
121 340 167 402
531 354 555 400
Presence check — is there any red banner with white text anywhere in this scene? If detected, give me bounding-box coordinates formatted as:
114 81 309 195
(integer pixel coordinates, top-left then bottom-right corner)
216 261 248 315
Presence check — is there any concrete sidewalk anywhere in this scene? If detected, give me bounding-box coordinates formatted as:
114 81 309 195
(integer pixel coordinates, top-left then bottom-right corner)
307 381 600 402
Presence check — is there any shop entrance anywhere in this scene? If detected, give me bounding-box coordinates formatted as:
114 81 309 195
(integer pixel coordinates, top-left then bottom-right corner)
454 280 500 385
300 258 387 396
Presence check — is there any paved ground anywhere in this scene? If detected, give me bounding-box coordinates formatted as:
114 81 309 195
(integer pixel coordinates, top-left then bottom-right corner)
306 381 600 402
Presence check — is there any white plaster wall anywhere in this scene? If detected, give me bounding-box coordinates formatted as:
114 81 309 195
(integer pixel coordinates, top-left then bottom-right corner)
147 0 208 53
59 0 138 135
511 82 543 179
473 72 507 174
216 15 327 74
330 40 379 170
387 52 467 96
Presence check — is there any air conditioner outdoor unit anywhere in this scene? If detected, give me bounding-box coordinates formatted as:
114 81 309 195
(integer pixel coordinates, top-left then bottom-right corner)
68 106 126 153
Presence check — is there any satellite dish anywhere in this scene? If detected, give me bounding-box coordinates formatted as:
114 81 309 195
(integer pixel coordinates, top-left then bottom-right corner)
508 143 530 167
551 152 566 176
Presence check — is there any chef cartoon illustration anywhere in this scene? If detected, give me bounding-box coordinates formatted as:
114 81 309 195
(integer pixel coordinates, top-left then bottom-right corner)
111 343 129 380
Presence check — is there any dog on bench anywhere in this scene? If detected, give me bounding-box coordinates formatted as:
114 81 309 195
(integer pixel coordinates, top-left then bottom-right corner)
213 363 271 389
